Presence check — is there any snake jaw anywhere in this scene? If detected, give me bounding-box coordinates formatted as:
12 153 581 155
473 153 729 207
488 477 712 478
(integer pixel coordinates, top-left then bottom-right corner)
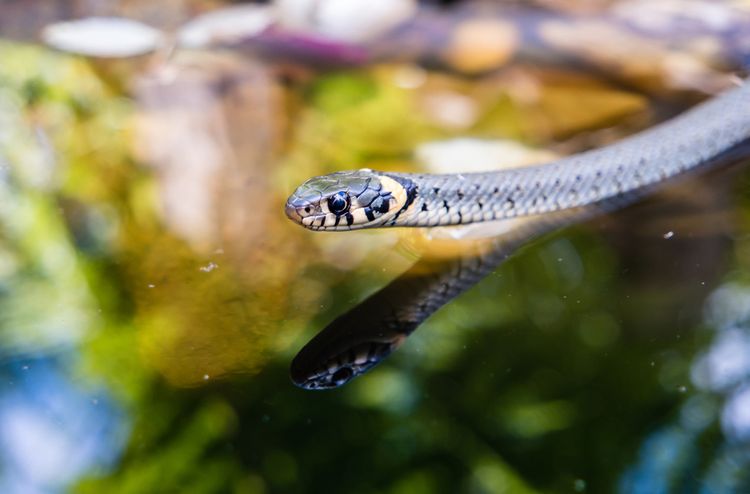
285 171 411 231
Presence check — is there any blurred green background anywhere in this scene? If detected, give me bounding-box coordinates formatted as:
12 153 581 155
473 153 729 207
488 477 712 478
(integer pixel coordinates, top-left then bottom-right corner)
2 1 750 493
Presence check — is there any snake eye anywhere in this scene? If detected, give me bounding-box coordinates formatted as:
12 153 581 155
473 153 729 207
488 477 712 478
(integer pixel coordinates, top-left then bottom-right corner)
327 192 350 215
331 367 353 386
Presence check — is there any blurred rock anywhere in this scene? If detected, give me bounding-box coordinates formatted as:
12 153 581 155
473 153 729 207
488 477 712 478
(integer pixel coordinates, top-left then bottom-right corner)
612 0 745 35
416 138 557 174
275 0 417 43
178 4 274 48
132 51 286 254
538 19 734 94
42 16 163 58
441 19 519 74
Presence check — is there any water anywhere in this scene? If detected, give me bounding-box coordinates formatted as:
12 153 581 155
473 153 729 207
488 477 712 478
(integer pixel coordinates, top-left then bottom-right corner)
1 38 750 494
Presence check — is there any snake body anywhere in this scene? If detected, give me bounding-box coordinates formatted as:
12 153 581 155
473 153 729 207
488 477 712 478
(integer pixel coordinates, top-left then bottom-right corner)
288 80 750 389
286 80 750 230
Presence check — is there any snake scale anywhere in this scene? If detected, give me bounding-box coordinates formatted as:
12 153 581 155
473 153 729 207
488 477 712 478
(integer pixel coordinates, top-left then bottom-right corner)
286 80 750 231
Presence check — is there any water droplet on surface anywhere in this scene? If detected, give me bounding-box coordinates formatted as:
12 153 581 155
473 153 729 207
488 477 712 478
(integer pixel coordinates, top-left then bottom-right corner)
148 284 155 288
203 374 210 381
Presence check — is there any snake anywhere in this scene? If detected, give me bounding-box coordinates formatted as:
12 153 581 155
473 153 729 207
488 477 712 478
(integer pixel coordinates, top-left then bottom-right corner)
287 80 750 389
285 79 750 232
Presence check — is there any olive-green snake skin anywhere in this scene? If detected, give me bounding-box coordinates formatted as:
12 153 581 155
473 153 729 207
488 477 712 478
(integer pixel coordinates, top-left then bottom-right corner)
286 80 750 231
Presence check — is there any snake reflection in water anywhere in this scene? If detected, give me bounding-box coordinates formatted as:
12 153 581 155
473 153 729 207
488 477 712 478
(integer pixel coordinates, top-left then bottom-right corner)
287 80 750 389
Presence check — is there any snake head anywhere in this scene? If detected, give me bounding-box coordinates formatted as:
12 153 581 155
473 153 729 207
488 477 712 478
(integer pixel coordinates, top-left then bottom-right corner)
285 170 413 231
290 332 408 390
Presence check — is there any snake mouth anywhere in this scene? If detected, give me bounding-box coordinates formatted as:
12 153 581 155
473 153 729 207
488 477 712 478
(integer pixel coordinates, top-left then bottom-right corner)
284 199 353 231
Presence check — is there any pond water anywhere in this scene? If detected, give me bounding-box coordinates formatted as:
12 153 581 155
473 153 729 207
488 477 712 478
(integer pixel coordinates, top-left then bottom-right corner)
1 31 750 494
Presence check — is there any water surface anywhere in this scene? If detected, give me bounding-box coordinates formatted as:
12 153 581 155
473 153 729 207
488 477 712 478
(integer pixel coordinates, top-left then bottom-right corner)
0 39 749 494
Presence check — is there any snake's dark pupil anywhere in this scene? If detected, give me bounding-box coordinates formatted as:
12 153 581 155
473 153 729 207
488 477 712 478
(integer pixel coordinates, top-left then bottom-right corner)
327 192 350 215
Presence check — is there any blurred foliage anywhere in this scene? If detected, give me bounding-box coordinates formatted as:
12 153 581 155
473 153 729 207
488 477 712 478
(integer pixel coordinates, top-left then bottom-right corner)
0 29 748 494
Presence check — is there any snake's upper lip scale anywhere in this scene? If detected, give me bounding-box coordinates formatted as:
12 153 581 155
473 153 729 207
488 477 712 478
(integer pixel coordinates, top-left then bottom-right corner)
284 200 301 221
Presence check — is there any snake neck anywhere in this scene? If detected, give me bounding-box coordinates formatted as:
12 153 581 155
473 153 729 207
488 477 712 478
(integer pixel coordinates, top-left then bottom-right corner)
380 172 419 224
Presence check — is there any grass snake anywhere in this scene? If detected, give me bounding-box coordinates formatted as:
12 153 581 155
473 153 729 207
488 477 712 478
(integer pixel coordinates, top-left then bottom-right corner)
286 80 750 231
287 80 750 389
